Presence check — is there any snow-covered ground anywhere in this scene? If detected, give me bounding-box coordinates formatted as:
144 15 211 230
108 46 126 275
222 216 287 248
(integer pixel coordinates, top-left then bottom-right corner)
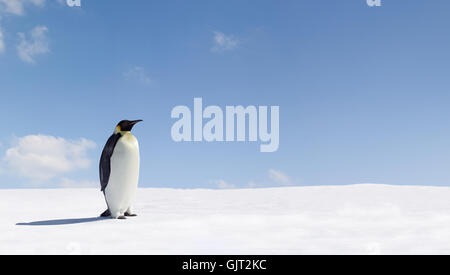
2 184 450 255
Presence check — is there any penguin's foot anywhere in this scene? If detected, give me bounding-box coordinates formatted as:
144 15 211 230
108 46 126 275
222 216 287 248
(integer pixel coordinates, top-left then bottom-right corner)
125 212 137 217
100 209 111 217
117 216 127 220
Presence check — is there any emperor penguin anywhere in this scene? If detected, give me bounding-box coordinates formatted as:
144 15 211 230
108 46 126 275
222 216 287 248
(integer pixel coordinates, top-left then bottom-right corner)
99 120 143 219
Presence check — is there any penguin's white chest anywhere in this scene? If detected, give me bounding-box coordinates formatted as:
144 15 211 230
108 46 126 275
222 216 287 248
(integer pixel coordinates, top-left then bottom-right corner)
104 132 140 217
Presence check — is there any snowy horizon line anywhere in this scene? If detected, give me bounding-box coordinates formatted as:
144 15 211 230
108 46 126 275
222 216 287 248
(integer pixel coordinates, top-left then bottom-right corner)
1 183 448 191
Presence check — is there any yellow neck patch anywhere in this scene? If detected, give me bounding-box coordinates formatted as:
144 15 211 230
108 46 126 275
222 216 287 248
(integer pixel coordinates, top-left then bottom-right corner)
114 125 121 134
114 125 131 135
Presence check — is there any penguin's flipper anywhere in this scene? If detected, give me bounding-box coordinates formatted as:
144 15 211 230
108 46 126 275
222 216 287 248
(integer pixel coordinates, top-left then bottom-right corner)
100 209 111 217
99 133 122 192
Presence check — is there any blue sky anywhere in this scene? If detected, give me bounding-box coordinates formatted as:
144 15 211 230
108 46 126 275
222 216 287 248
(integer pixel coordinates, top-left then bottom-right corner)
0 0 449 189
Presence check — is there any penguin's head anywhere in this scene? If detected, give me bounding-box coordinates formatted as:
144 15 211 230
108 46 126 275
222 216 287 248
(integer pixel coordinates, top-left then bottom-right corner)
115 120 143 133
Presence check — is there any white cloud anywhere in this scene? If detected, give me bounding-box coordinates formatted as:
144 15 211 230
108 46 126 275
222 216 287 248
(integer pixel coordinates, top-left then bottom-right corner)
210 179 236 189
0 0 45 16
0 0 26 15
0 1 46 56
0 25 4 53
123 66 152 85
17 25 49 63
3 134 96 181
268 169 292 185
211 31 239 53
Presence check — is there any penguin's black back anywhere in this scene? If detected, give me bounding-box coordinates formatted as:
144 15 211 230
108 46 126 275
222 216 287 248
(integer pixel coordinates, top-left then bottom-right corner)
99 133 122 192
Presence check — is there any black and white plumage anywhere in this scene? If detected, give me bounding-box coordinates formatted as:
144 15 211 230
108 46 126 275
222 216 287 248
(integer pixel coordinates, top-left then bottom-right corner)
99 120 143 219
100 133 121 192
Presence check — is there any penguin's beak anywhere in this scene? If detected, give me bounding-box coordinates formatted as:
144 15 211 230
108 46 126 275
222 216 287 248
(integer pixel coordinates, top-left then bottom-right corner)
130 120 143 126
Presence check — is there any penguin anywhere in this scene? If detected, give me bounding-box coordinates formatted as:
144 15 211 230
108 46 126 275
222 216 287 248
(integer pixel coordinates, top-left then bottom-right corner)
99 120 143 219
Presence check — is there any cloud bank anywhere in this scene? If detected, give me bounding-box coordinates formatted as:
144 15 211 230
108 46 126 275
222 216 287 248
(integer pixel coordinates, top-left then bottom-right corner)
3 134 96 181
211 31 239 53
17 25 49 63
0 0 45 16
0 1 49 61
0 25 4 53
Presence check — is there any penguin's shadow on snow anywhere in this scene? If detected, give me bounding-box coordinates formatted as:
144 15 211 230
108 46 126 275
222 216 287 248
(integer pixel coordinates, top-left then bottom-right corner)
16 217 108 226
